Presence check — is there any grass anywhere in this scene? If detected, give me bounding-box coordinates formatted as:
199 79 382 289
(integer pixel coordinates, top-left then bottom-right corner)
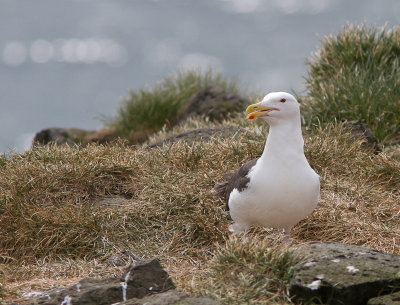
1 114 399 304
303 23 400 143
105 69 241 143
200 238 295 304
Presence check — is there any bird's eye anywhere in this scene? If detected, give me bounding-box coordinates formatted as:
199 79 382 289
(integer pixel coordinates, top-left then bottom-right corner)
280 98 286 103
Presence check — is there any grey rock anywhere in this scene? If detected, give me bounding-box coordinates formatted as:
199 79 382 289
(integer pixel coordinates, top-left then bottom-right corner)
180 86 248 123
122 258 175 299
149 126 247 147
32 127 120 147
33 127 93 146
32 87 247 147
82 128 119 145
368 291 400 305
33 278 123 305
31 258 175 305
21 287 66 301
23 258 220 305
289 243 400 305
121 289 221 305
121 289 188 305
33 127 122 147
344 120 381 154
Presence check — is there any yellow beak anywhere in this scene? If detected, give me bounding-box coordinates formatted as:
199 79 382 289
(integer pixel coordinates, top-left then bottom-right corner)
246 102 278 120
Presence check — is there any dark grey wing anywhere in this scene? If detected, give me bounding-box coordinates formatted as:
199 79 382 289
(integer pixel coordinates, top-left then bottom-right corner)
212 158 259 210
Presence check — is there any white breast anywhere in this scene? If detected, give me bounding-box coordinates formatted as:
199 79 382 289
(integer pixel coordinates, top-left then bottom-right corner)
228 155 320 231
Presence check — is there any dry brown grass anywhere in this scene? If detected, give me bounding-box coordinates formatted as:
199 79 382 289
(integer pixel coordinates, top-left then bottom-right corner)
295 124 399 250
0 117 399 304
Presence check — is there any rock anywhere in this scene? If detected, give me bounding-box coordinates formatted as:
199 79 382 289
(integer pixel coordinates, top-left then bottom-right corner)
180 86 248 123
30 258 175 305
33 128 94 146
32 87 248 147
367 291 400 305
120 289 220 305
344 120 381 154
22 258 221 305
289 243 400 305
148 126 247 147
33 127 122 147
82 127 120 145
33 278 123 305
122 258 175 299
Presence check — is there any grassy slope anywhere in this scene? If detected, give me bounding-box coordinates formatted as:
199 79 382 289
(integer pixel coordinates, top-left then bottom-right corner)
1 115 399 304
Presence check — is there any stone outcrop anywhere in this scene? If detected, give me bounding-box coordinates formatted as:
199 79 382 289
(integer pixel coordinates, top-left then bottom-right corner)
344 120 381 154
12 244 400 305
120 289 221 305
33 128 90 146
82 128 119 145
290 243 400 305
32 127 119 146
25 258 219 305
179 86 248 123
32 87 248 147
121 258 175 299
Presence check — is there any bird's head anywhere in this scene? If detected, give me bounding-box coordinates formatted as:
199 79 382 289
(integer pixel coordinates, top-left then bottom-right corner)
246 92 300 123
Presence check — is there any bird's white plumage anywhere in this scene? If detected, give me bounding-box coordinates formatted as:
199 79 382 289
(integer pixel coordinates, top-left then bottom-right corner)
228 92 320 238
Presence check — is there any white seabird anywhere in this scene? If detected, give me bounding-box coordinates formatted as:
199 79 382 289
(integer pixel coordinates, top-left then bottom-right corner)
213 92 320 242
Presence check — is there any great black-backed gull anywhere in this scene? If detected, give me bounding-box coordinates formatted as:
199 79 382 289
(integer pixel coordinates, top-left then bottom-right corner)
213 92 320 242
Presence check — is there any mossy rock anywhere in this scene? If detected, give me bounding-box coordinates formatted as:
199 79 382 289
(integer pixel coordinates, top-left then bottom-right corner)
179 86 249 122
290 243 400 305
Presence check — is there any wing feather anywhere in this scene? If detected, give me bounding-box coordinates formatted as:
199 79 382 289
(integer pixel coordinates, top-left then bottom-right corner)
212 158 259 210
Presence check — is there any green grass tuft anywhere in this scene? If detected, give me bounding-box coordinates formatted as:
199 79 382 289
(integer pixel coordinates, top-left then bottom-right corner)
303 23 400 143
201 238 294 304
106 69 240 142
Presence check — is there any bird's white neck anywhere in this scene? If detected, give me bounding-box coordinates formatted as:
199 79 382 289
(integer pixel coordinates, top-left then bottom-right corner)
261 115 304 158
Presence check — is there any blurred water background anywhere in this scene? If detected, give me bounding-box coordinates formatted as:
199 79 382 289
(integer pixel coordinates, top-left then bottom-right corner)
1 0 399 153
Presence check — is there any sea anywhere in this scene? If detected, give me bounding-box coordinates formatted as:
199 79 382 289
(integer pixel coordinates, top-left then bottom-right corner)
1 0 399 153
